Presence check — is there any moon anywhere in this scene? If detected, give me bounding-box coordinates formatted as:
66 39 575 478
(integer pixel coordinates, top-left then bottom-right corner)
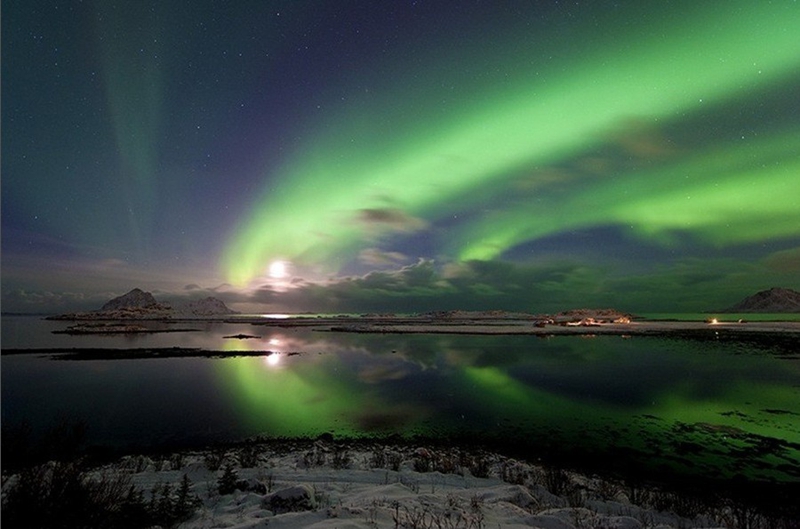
268 261 287 278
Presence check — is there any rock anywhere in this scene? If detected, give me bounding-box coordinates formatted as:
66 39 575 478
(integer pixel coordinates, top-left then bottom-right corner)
262 484 315 514
175 297 239 316
54 323 150 334
722 287 800 313
605 517 643 529
101 288 165 312
553 309 634 324
236 478 267 494
316 432 335 442
49 289 238 320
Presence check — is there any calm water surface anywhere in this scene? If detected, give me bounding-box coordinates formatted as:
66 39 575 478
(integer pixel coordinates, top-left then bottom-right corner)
2 315 799 483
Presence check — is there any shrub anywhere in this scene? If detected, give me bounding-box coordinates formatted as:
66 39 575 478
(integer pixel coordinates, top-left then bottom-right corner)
204 449 226 471
218 463 239 495
412 455 431 473
302 447 327 468
368 446 387 469
387 451 404 471
468 454 491 478
544 466 573 497
238 445 259 468
169 452 185 470
175 474 202 522
2 461 150 529
332 448 351 469
147 476 201 527
1 418 88 474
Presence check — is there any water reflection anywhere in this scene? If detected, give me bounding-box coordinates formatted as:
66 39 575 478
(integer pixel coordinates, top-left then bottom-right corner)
264 353 281 367
214 331 800 481
2 320 798 483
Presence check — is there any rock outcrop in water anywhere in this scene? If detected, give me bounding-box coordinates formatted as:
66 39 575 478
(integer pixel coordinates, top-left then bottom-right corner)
722 287 800 313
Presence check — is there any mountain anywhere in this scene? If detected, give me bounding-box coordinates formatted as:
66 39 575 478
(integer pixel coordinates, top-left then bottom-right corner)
98 288 237 316
48 288 238 320
722 287 800 313
100 288 166 311
176 297 238 316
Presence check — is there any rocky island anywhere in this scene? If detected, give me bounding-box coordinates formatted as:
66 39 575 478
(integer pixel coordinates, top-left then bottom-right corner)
42 286 800 340
47 288 239 333
722 287 800 313
48 288 239 321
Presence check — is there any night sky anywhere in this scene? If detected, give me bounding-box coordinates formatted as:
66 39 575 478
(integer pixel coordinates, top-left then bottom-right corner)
2 1 799 314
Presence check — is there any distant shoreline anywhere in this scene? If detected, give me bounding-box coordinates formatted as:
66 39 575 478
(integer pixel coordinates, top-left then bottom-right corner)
3 318 799 359
5 309 800 322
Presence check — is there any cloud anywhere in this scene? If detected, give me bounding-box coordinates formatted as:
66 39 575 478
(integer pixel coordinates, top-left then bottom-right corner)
609 117 677 160
7 248 795 316
236 259 600 314
1 288 108 313
227 250 800 315
357 207 428 234
358 363 411 384
763 247 800 274
358 248 409 267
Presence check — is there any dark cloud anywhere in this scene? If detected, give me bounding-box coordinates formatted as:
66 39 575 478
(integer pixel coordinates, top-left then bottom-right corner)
4 253 796 315
238 259 598 314
763 247 800 274
358 363 411 384
233 255 798 315
358 248 408 267
610 117 678 160
357 208 428 233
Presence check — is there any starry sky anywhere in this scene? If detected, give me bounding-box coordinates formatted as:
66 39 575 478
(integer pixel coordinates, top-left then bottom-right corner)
2 0 799 314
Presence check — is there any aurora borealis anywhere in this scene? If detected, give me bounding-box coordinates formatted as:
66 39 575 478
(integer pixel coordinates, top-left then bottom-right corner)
3 1 799 313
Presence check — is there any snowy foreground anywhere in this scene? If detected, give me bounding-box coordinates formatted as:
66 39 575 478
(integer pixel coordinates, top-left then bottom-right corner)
52 440 758 529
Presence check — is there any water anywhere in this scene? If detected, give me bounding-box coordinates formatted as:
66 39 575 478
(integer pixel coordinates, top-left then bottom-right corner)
0 314 277 350
639 312 800 322
2 315 799 484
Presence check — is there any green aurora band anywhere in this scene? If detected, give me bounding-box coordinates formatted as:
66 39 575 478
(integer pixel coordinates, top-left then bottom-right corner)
95 3 165 254
454 130 800 260
223 2 800 285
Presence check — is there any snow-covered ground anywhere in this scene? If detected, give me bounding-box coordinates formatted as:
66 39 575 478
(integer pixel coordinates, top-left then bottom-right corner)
10 438 793 527
73 440 743 529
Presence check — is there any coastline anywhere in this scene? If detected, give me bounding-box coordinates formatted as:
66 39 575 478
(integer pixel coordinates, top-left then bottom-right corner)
4 313 799 527
4 313 799 358
4 436 798 528
33 310 800 334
